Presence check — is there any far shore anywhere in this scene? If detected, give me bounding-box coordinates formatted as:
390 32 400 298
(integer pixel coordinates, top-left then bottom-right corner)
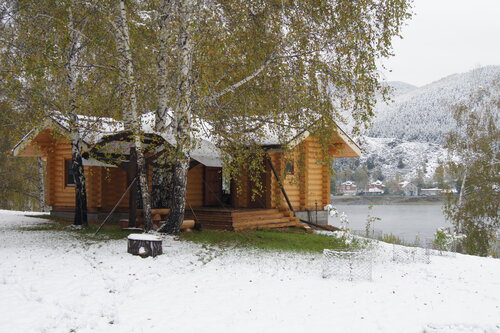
331 195 445 205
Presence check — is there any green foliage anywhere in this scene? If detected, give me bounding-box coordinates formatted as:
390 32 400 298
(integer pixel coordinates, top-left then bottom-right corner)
433 228 459 252
0 102 39 210
377 233 406 246
444 80 500 257
1 0 413 210
153 0 413 189
180 228 362 253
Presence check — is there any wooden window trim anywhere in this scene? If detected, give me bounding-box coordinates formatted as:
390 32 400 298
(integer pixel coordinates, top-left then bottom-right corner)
285 159 295 175
65 158 75 188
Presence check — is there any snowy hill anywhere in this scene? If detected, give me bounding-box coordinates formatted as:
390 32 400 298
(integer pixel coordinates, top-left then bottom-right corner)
361 137 447 181
1 212 499 333
338 66 500 183
370 66 500 144
382 81 418 97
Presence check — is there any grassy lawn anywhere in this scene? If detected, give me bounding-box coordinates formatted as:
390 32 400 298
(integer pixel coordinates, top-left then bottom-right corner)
22 215 131 241
22 215 363 253
180 228 362 253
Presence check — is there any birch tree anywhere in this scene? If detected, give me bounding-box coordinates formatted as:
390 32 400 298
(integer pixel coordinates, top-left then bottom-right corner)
147 0 413 234
444 77 500 256
152 0 176 210
1 0 120 226
110 0 153 231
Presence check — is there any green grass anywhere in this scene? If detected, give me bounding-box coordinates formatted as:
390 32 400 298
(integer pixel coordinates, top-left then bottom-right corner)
21 215 131 241
179 228 362 253
21 215 363 253
377 233 407 246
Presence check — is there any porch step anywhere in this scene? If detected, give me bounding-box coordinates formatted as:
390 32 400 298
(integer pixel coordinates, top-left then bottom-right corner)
233 221 302 231
187 207 304 231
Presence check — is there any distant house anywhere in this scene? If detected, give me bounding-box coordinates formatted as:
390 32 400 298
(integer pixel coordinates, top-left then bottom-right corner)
398 181 418 196
441 188 458 194
365 180 385 196
420 188 442 196
337 181 358 195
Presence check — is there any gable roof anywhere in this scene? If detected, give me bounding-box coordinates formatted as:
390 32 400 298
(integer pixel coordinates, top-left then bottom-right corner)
13 111 361 165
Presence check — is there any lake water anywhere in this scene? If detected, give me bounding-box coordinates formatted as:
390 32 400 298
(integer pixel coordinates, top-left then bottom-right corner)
328 204 451 243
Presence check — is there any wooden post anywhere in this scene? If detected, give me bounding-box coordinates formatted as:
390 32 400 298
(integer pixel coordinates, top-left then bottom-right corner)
265 154 295 214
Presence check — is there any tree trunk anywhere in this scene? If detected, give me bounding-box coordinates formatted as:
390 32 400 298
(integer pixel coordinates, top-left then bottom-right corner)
71 138 88 227
67 8 88 227
114 0 152 231
456 167 468 233
152 163 174 209
37 157 45 212
158 0 194 234
152 0 176 210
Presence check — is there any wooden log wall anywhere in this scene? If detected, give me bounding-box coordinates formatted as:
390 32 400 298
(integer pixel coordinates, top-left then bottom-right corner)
269 136 331 211
43 136 206 212
229 168 246 209
304 137 327 209
101 167 128 211
40 131 333 214
186 164 204 207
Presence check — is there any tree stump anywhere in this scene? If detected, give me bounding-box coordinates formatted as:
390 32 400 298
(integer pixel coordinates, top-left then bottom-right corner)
127 234 163 258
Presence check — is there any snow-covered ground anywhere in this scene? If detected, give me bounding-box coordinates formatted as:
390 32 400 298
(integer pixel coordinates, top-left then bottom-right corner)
0 210 499 333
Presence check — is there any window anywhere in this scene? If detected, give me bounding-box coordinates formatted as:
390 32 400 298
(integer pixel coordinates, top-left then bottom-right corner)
65 159 75 187
285 160 295 175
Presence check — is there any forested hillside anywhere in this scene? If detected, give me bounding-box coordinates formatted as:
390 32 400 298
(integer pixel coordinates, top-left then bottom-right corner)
334 66 500 189
370 66 500 144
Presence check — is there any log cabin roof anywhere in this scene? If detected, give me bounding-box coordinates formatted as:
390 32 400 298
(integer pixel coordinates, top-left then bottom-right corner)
12 111 361 164
12 112 223 167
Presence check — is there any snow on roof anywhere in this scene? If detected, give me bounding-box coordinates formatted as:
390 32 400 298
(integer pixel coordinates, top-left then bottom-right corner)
15 111 223 167
49 111 124 145
13 110 361 165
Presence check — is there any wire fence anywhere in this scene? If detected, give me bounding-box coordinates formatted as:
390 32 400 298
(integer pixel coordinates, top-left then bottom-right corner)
322 249 372 281
392 244 430 264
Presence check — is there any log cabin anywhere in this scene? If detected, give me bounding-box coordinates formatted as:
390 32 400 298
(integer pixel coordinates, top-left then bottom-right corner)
12 112 361 230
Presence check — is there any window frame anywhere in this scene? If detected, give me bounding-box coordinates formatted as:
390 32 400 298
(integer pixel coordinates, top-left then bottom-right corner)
284 159 295 175
65 158 76 187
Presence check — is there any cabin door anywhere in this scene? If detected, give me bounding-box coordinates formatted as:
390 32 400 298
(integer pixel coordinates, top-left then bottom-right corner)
204 167 223 206
247 164 271 209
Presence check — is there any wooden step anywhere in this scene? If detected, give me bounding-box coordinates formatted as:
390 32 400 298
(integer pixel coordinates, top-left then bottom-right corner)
233 218 291 226
231 209 281 217
234 213 285 222
233 221 300 231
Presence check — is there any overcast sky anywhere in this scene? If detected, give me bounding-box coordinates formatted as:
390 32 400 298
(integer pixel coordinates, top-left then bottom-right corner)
380 0 500 87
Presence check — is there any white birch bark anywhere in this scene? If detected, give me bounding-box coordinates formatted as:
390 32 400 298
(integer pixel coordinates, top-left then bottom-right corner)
152 0 175 209
114 0 153 231
67 7 88 227
159 0 194 234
